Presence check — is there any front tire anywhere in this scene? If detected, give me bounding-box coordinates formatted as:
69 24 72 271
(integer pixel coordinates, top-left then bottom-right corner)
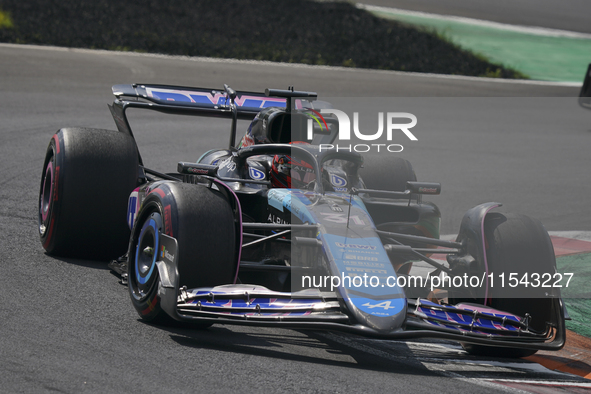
128 183 237 324
461 213 558 358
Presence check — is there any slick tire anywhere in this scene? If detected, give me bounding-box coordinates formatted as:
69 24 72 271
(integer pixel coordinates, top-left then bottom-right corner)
359 155 416 192
461 213 557 358
128 183 237 325
38 128 139 260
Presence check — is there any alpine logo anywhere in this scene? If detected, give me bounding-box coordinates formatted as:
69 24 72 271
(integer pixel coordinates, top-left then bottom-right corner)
249 167 266 180
362 300 397 310
330 174 347 188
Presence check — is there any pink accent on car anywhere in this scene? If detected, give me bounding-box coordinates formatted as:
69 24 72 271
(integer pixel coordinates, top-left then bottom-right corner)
149 188 166 198
456 303 521 320
163 205 172 236
53 134 60 154
41 162 53 222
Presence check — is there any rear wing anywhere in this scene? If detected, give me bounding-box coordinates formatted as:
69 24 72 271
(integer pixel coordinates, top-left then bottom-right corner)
111 84 291 119
108 83 318 150
580 63 591 110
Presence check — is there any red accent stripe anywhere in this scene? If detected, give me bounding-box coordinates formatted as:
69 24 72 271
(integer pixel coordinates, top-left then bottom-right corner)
150 188 166 198
550 236 591 257
53 134 60 154
141 294 158 315
43 217 55 248
163 205 172 236
54 166 59 202
306 108 328 131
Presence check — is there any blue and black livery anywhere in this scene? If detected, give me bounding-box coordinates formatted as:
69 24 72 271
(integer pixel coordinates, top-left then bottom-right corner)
39 82 567 358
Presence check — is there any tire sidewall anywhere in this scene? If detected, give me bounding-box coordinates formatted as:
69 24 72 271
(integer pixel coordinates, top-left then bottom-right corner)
39 134 64 252
127 183 237 323
128 198 166 322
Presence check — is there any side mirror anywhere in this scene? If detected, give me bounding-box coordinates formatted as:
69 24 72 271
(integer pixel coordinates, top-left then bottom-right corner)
406 181 441 195
177 162 218 177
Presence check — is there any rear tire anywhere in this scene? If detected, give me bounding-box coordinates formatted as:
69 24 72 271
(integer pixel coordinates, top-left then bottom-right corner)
128 183 237 325
360 155 416 191
461 213 557 358
38 128 139 260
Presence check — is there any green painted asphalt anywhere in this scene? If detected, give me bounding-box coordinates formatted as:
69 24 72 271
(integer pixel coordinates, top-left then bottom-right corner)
558 253 591 338
368 9 591 82
564 299 591 338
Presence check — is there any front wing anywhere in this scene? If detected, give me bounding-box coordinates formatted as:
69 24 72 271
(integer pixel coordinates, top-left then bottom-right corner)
158 281 565 351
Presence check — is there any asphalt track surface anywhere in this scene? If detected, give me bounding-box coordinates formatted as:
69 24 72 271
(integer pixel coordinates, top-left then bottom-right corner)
359 0 591 34
1 44 591 393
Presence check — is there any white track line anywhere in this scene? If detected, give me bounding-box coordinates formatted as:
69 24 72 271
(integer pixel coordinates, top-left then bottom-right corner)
484 379 591 387
318 332 529 393
0 43 581 87
358 4 591 40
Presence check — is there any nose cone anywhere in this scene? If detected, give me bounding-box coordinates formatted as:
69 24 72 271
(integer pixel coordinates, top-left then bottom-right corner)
347 295 407 332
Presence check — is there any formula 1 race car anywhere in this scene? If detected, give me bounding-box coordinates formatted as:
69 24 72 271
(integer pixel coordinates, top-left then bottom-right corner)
38 83 566 357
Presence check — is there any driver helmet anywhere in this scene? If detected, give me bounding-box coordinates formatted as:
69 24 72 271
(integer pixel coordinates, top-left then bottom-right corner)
270 143 315 188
